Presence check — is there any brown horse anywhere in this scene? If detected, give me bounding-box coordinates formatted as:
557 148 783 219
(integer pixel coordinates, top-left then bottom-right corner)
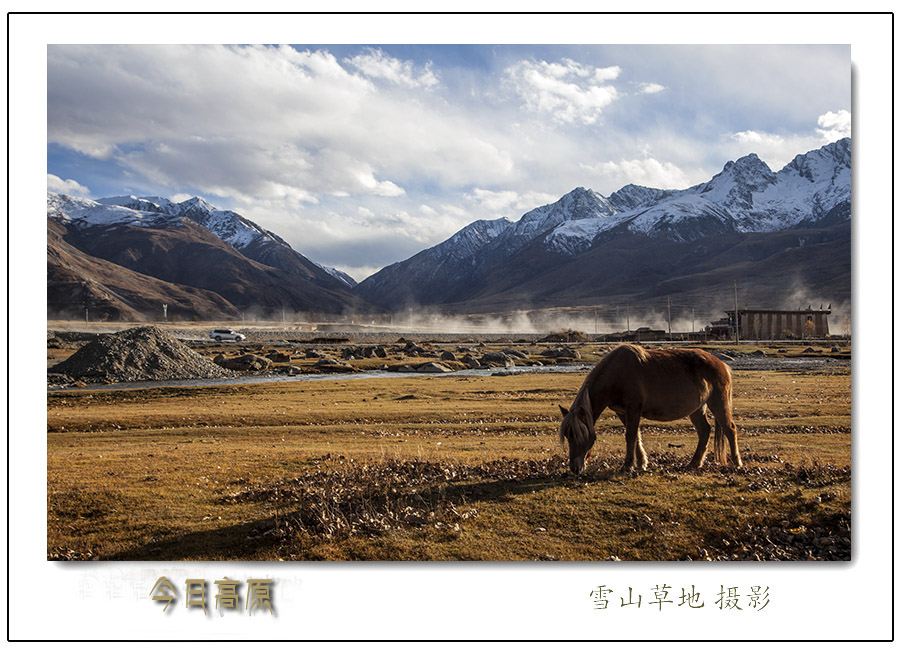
559 343 741 473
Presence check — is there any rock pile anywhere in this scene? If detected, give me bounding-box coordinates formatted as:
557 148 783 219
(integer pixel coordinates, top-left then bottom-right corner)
49 325 235 384
214 353 272 372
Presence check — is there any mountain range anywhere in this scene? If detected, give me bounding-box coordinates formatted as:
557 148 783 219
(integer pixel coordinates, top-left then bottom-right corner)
355 138 851 314
47 193 370 321
47 138 850 322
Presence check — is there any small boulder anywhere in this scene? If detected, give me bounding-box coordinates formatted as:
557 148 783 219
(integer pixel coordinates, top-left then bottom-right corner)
461 353 480 367
217 354 272 371
418 362 452 373
480 352 515 367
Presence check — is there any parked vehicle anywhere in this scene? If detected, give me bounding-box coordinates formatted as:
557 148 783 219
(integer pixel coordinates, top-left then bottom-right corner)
209 328 246 342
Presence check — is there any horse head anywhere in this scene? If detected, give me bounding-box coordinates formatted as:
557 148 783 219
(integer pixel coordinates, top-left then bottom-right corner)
558 394 595 474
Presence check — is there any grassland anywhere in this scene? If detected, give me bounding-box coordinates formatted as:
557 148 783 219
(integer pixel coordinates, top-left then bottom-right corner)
47 348 851 561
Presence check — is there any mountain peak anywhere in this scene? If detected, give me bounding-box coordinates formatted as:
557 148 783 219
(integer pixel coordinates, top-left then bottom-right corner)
608 184 669 212
783 137 851 181
176 196 216 217
724 152 775 181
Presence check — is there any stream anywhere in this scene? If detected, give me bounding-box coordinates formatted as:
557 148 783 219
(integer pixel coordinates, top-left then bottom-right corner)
46 356 849 393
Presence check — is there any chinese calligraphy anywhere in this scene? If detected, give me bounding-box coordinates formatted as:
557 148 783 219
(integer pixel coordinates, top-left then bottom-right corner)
149 577 176 613
589 584 770 612
150 577 275 616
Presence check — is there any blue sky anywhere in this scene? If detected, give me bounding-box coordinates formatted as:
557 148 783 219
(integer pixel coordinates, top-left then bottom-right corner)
47 44 850 281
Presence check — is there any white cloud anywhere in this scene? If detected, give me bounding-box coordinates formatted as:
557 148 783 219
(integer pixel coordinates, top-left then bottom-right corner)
345 48 438 89
505 58 621 125
732 130 784 146
47 174 90 196
468 188 520 213
46 45 850 275
816 109 851 142
591 157 693 190
726 110 851 169
637 82 665 95
467 188 558 218
48 45 516 207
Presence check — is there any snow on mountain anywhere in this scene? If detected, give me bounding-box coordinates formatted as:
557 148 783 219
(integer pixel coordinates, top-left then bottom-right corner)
460 188 626 258
538 138 850 253
314 264 357 288
358 138 851 311
50 192 346 283
49 193 182 227
93 194 288 251
441 217 514 262
607 184 671 212
96 195 179 214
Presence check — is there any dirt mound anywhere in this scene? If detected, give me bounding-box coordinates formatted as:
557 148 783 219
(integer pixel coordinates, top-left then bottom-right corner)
49 325 235 384
539 328 589 343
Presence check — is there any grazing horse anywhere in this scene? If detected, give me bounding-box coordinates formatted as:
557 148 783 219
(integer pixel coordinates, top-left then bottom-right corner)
559 343 741 474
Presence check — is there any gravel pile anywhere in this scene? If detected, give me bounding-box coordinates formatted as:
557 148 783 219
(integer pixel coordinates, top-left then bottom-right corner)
49 325 235 384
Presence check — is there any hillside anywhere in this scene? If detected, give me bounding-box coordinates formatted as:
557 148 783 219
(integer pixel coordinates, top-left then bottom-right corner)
356 139 851 313
47 194 373 320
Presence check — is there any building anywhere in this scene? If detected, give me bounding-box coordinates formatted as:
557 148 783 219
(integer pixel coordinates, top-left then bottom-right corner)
708 307 831 340
602 327 666 342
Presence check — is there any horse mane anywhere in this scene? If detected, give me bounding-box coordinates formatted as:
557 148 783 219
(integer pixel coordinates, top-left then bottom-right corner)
559 389 593 448
561 344 652 448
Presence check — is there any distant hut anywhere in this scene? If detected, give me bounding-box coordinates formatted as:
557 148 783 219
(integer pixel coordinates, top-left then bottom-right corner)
709 306 831 340
602 326 666 343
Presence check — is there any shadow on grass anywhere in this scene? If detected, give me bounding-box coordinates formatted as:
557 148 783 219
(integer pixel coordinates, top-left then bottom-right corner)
102 453 850 561
106 463 626 561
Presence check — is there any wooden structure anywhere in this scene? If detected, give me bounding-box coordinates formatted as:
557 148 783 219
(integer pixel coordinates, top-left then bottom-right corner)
709 307 831 340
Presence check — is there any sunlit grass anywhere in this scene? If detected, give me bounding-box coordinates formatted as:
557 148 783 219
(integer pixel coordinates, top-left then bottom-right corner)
48 366 851 561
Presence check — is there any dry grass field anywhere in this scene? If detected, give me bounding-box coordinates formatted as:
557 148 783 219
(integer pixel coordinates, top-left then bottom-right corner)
47 347 851 562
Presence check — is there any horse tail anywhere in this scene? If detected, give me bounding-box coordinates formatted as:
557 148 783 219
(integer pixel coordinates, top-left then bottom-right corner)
713 418 727 465
711 375 733 465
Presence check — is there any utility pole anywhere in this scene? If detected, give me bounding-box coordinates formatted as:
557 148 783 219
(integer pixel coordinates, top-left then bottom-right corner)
626 305 631 332
667 297 672 341
733 281 740 345
691 308 696 333
162 304 168 322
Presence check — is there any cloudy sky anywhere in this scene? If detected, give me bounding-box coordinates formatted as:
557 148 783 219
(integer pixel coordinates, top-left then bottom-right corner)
47 44 851 281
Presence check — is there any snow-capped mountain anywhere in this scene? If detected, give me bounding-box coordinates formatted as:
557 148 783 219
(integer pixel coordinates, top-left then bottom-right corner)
536 137 851 253
95 194 290 250
54 192 356 285
356 138 850 311
47 192 371 319
316 264 357 288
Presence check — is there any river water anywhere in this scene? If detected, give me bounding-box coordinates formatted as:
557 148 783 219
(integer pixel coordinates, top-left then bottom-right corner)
47 356 849 393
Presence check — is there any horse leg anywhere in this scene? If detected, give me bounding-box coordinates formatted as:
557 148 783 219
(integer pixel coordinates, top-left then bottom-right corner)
635 426 648 470
618 410 645 471
615 413 633 470
687 406 712 469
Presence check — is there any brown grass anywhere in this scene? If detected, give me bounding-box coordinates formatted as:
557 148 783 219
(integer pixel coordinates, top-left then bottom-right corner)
47 365 851 561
